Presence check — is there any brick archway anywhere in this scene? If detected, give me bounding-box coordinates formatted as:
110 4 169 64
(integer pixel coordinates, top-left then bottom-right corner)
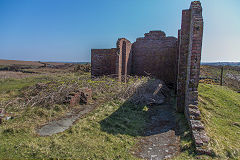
116 38 132 82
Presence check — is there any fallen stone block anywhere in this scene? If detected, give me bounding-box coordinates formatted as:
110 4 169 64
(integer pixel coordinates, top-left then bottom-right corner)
192 130 204 147
196 147 213 156
188 104 199 109
0 109 14 124
189 114 201 120
190 120 205 130
189 108 201 120
192 101 198 105
79 88 92 104
199 130 210 144
69 88 92 106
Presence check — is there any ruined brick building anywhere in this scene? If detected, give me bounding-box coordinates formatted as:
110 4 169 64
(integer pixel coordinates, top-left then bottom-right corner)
91 31 177 85
91 1 210 154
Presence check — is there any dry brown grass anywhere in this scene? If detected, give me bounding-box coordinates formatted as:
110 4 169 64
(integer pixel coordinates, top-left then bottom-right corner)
0 59 76 79
0 71 36 79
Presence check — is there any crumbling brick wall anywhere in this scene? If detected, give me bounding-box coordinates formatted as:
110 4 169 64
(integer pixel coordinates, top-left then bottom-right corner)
91 48 118 76
177 1 210 154
176 9 191 113
131 31 178 85
91 31 178 85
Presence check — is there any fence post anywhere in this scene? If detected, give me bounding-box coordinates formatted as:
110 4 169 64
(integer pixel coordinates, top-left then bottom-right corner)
220 66 224 86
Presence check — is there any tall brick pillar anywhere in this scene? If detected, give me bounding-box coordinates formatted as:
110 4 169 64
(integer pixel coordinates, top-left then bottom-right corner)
177 2 209 153
176 9 191 112
116 38 132 82
186 1 203 109
177 1 203 113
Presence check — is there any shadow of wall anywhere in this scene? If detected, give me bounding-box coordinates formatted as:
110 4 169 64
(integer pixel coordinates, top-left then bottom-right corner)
100 79 177 137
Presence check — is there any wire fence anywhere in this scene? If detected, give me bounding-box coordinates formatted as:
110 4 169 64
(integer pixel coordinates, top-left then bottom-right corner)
200 65 240 91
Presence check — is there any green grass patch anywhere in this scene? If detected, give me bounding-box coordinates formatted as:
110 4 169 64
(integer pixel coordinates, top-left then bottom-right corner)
0 99 147 159
1 73 239 159
198 84 240 159
173 84 240 160
0 76 54 94
0 74 149 159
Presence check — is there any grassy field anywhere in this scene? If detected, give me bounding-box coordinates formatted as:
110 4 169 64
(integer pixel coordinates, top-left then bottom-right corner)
0 72 150 159
174 83 240 160
0 66 239 159
198 84 240 159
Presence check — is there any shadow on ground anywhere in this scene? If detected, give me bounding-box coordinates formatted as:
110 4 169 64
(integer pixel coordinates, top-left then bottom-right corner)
100 79 190 159
100 79 169 137
99 96 178 136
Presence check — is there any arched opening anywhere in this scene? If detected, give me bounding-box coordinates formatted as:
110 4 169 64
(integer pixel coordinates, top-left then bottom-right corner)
121 41 127 77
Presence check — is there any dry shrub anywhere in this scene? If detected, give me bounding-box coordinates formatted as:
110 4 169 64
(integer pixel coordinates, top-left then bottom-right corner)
2 75 169 111
73 63 91 73
22 82 80 108
0 71 34 79
128 79 169 105
2 81 80 109
199 78 219 85
90 76 169 105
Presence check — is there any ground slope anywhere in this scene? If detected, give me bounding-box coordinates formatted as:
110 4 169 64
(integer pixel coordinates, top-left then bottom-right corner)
0 72 239 159
174 83 240 160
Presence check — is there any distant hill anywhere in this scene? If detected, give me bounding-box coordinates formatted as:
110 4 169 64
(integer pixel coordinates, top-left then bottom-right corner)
0 59 90 66
201 62 240 66
53 62 90 64
0 59 44 66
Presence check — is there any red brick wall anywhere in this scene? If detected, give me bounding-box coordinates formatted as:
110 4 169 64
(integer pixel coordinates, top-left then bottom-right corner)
176 1 209 154
116 38 132 81
176 9 191 112
91 48 118 76
131 31 178 84
176 1 203 113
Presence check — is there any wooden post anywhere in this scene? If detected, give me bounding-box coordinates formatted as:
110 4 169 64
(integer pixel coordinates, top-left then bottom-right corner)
220 66 224 86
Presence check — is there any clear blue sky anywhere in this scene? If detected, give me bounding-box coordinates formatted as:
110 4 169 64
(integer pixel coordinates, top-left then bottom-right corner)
0 0 239 62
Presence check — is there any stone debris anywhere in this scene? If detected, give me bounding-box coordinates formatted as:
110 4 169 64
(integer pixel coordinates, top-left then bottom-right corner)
186 104 211 155
129 79 168 106
0 108 14 124
66 88 92 106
